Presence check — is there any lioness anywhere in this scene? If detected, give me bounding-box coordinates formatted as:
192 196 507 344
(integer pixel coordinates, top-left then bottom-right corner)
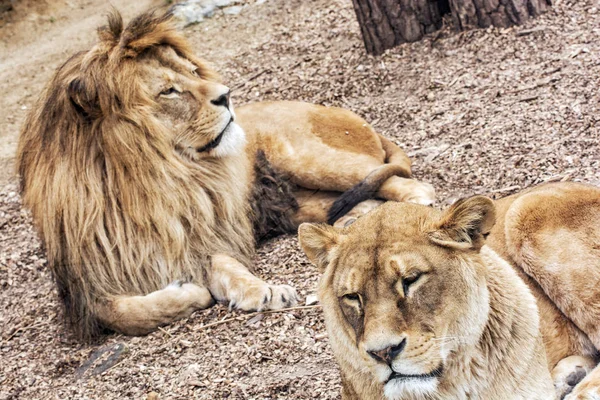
299 182 600 399
16 10 434 339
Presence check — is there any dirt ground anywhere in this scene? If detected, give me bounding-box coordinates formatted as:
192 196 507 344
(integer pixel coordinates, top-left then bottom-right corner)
1 0 599 399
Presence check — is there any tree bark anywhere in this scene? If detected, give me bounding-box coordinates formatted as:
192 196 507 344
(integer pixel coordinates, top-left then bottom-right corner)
351 0 448 56
0 0 14 14
450 0 552 30
352 0 552 55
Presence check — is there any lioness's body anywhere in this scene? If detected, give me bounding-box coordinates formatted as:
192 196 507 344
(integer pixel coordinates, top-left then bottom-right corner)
299 182 600 399
237 101 434 226
239 101 410 195
488 183 600 398
16 11 434 339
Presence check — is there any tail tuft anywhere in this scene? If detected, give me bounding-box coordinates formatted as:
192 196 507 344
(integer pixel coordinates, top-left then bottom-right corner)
327 180 375 225
327 163 410 225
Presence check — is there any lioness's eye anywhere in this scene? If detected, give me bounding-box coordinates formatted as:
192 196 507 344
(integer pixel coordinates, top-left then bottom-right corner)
403 272 423 296
159 87 180 97
342 293 361 303
191 68 200 77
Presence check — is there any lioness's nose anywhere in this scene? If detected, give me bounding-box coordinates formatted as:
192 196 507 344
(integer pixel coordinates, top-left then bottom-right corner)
211 89 230 108
368 338 406 366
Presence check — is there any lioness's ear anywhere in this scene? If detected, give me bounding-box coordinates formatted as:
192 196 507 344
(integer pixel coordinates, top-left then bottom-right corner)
298 223 341 271
429 196 496 250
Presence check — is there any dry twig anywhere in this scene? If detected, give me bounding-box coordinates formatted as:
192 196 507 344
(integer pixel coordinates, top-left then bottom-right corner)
196 305 322 331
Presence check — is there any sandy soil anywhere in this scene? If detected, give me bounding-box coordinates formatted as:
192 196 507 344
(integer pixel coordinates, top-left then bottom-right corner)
1 0 599 399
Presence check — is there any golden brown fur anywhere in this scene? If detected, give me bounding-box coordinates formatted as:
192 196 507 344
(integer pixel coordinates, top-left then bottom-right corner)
299 182 600 399
17 11 255 338
17 10 435 339
488 182 600 399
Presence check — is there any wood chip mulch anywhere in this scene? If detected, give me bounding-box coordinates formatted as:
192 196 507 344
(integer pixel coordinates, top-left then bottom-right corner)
1 0 599 398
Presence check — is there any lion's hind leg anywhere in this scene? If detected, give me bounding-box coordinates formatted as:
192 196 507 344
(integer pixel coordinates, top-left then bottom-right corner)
208 254 298 311
96 281 214 336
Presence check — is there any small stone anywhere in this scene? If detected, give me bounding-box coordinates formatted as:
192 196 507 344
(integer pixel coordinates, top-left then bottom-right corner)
214 0 236 6
147 392 159 400
223 5 243 15
178 363 202 384
171 1 216 27
305 294 319 306
246 313 264 326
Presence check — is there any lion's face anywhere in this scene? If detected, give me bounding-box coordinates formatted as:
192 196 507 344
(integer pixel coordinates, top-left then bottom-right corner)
138 46 245 159
299 198 496 399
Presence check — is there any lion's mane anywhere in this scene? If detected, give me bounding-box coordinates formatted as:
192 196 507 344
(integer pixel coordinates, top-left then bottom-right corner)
16 11 254 339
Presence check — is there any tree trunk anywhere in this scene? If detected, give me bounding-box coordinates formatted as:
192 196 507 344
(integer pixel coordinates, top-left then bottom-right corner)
0 0 14 14
450 0 552 30
352 0 552 55
351 0 448 56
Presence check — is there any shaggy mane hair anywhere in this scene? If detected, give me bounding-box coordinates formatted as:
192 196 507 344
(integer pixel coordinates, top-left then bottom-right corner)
16 10 254 339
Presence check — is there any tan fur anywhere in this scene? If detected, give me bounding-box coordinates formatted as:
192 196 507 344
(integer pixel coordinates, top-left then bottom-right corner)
16 11 434 339
299 182 600 399
237 101 434 206
489 182 600 399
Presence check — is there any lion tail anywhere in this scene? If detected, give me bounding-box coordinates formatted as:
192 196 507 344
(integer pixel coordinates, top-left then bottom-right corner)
327 137 412 225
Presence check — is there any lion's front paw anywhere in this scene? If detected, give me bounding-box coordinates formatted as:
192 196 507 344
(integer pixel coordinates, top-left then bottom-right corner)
232 283 298 311
262 284 298 310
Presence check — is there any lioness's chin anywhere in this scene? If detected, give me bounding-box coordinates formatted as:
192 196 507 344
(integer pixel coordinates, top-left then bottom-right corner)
209 122 246 158
383 377 439 400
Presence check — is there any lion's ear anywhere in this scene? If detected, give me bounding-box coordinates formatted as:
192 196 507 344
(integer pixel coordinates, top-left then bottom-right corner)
298 223 341 271
429 196 496 250
67 78 100 118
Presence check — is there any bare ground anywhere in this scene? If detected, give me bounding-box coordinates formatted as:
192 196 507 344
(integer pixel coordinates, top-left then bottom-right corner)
1 0 599 399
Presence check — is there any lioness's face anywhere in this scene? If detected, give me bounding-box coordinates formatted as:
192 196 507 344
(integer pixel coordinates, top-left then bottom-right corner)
299 198 496 399
138 46 245 159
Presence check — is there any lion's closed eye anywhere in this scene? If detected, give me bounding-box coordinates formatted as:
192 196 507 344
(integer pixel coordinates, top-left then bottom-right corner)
159 85 181 98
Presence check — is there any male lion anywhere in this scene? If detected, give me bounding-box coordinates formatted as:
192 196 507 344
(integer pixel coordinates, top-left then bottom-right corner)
299 182 600 399
16 11 434 339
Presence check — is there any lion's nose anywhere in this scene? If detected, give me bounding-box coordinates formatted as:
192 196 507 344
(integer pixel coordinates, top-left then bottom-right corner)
211 90 230 108
367 339 406 366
